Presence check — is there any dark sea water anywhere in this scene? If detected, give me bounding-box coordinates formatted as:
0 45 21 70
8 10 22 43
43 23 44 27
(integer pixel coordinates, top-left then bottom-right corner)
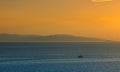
0 42 120 72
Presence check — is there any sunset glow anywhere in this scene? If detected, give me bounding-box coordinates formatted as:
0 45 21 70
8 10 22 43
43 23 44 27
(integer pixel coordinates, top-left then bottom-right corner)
92 0 112 2
0 0 120 41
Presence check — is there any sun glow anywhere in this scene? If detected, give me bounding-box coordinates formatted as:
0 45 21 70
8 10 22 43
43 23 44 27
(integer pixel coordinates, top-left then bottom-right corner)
92 0 112 2
1 0 120 41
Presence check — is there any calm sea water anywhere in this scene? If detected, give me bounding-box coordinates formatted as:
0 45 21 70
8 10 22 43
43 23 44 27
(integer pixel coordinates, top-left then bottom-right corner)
0 42 120 72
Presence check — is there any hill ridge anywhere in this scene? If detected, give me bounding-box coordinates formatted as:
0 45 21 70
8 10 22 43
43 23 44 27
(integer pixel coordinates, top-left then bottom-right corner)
0 33 111 42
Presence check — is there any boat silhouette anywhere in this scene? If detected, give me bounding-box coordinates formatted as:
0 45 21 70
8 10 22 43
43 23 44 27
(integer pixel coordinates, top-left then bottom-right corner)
78 55 84 58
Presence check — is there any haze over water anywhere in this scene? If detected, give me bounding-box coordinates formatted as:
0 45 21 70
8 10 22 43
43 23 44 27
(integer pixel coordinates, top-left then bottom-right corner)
0 42 120 72
1 0 120 72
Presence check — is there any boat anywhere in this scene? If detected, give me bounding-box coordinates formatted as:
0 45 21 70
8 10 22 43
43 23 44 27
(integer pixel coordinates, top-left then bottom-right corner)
78 55 83 58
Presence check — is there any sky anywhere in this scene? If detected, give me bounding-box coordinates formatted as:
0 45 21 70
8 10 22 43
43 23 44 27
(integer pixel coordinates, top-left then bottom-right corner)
0 0 120 41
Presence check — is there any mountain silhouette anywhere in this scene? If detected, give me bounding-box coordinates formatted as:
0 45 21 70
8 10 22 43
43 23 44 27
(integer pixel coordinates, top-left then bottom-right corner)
0 33 111 42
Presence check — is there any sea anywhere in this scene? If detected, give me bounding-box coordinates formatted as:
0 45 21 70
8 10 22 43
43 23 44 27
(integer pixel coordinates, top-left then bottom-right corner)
0 42 120 72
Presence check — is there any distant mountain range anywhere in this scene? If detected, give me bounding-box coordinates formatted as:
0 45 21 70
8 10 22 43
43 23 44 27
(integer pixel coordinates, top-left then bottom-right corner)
0 33 111 42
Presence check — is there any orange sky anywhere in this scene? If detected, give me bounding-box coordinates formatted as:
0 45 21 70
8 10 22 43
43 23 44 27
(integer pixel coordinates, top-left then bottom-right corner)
0 0 120 41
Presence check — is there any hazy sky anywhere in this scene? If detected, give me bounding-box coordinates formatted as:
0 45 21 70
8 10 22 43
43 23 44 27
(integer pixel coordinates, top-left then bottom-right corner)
0 0 120 41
